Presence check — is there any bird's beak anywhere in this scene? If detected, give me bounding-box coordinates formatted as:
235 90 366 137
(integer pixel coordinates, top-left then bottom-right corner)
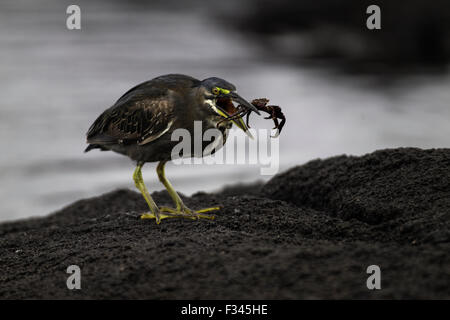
229 92 261 116
232 113 254 139
215 92 260 139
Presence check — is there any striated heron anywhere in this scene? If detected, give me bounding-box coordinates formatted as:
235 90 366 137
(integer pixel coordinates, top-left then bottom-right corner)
85 74 260 224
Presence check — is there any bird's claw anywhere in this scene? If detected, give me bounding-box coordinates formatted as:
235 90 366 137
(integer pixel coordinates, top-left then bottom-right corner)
140 212 166 224
141 206 220 222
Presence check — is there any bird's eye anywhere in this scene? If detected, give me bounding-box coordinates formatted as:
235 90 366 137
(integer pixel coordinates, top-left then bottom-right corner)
212 87 220 95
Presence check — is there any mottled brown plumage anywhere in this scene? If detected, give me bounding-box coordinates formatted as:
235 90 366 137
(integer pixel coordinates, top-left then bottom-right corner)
86 75 198 149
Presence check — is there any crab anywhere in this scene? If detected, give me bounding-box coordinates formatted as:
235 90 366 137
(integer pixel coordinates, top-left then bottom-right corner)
218 98 285 138
246 98 285 138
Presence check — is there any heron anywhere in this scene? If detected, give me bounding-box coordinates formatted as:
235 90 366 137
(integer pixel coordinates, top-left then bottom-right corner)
85 74 260 224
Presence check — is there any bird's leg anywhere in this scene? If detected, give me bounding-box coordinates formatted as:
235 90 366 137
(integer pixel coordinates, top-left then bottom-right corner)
156 161 220 219
133 163 172 224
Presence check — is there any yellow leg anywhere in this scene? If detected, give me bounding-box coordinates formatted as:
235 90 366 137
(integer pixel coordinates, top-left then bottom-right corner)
133 163 169 224
156 161 220 219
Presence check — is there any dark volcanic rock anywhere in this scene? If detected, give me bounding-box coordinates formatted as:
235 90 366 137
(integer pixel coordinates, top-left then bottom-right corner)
264 148 450 244
0 148 449 299
225 0 450 72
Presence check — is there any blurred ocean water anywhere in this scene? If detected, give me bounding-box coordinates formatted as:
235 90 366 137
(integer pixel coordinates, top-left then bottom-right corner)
1 1 449 221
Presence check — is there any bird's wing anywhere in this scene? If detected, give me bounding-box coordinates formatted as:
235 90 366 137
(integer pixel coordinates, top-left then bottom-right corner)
86 87 175 146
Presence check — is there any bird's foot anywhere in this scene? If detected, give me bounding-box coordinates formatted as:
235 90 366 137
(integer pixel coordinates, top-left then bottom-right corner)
158 205 221 220
140 206 220 223
139 211 168 224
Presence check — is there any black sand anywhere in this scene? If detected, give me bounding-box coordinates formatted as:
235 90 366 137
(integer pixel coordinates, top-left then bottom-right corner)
0 148 449 299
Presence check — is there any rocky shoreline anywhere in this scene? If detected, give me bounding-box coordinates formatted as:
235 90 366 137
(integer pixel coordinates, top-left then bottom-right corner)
0 148 449 299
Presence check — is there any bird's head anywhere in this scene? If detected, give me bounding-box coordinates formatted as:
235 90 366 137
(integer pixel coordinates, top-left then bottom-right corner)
199 77 260 138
